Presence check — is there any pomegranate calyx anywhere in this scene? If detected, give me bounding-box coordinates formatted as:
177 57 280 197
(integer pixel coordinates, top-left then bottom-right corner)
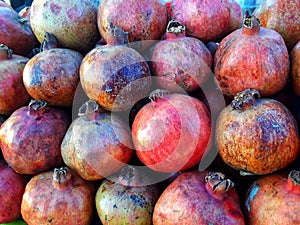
28 99 47 111
0 44 13 60
53 167 72 190
78 100 100 117
205 172 234 196
18 17 28 25
106 23 129 46
166 19 185 34
288 170 300 186
149 89 170 102
118 166 137 186
231 89 260 110
242 11 260 36
40 32 58 52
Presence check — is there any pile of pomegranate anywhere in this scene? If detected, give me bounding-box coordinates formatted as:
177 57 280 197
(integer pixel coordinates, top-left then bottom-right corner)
0 0 299 224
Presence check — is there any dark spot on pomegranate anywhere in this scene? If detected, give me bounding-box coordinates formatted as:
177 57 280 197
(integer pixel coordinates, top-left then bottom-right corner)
50 3 62 16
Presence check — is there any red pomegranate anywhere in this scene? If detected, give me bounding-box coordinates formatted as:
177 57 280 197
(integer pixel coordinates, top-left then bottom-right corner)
291 41 300 96
0 44 31 115
132 90 212 172
216 89 299 175
95 166 160 225
0 160 27 224
170 0 242 42
214 13 289 97
61 100 134 181
80 25 152 111
23 33 83 107
153 170 245 225
0 100 70 174
245 170 300 225
21 167 95 225
150 19 213 93
30 0 100 54
98 0 168 51
253 0 300 51
0 6 37 56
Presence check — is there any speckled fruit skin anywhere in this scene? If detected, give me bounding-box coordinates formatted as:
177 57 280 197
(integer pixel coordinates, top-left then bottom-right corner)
21 168 95 225
170 0 242 42
80 45 151 112
0 7 37 56
98 0 167 51
245 171 300 225
253 0 300 51
0 53 30 115
153 170 245 225
0 102 69 174
132 92 211 172
23 49 83 107
0 160 27 224
30 0 100 54
291 41 300 96
216 98 300 175
214 24 289 97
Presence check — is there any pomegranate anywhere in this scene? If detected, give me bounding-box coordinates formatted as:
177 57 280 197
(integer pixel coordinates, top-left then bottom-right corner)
132 89 212 172
30 0 100 54
21 167 95 225
0 100 70 174
0 44 31 115
216 89 299 175
170 0 242 42
153 170 245 225
61 100 134 181
0 1 13 9
95 166 160 225
245 170 300 225
291 41 300 96
214 12 289 97
0 160 27 223
97 0 167 51
80 25 152 111
23 33 83 107
253 0 300 51
150 19 213 93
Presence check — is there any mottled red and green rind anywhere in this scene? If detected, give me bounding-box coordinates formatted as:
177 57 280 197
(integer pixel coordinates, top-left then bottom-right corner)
21 169 95 225
153 170 245 225
61 112 134 181
291 41 300 96
95 179 160 225
253 0 300 51
216 99 300 175
245 172 300 225
23 48 83 107
214 27 289 97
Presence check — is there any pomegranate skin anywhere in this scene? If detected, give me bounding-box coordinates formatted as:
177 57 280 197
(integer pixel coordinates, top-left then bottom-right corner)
23 48 83 107
153 170 245 225
214 16 289 97
132 91 211 172
21 167 95 225
245 170 300 225
253 0 300 51
0 160 27 224
291 41 300 96
170 0 242 42
0 101 70 174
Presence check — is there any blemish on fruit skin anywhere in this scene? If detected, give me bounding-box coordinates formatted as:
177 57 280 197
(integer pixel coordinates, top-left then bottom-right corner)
245 185 259 212
50 3 61 16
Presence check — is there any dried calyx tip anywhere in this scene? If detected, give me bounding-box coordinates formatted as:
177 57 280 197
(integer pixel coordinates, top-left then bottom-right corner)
243 11 260 28
289 170 300 185
54 167 68 184
78 100 100 116
149 89 170 102
29 99 47 111
205 172 234 192
166 19 185 34
231 89 260 110
0 44 13 59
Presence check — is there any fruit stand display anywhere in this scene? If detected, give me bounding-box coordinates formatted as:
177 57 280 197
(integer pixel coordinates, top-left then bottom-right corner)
0 0 300 224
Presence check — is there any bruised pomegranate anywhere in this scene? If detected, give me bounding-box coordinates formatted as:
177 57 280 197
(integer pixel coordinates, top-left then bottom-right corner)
61 100 134 181
291 41 300 96
153 170 245 225
21 167 95 225
0 160 27 224
30 0 100 54
80 25 151 111
150 19 213 93
98 0 167 51
170 0 242 42
0 44 31 115
253 0 300 51
23 33 83 107
95 166 160 225
245 170 300 225
132 90 211 172
216 89 299 175
214 13 289 97
0 100 69 174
